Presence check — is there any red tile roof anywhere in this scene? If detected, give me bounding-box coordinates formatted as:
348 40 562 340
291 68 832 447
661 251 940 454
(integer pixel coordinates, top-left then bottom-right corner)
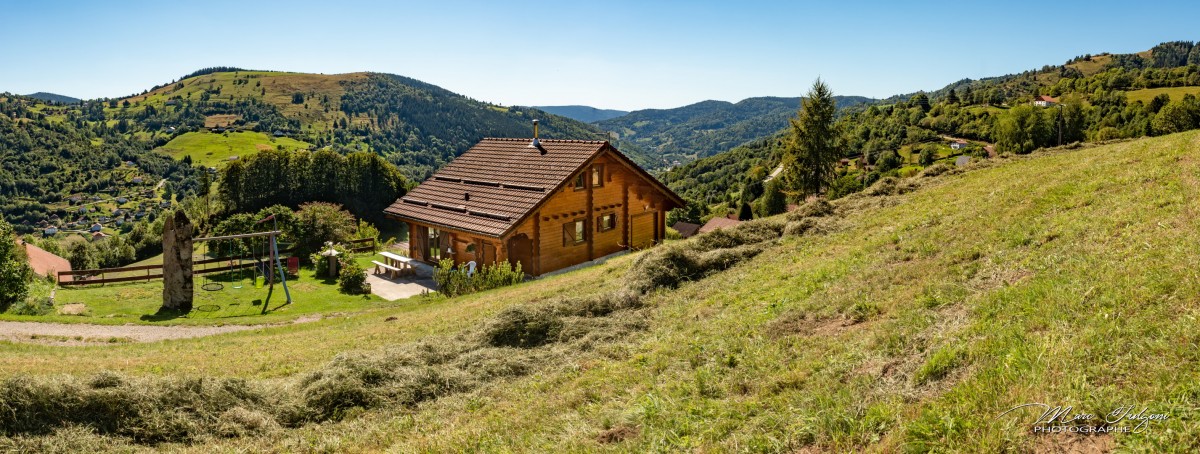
1036 95 1058 102
16 239 71 278
698 216 741 234
385 138 682 237
671 221 702 238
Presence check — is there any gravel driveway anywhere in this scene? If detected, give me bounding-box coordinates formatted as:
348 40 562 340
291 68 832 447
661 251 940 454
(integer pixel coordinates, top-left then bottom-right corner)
0 316 320 346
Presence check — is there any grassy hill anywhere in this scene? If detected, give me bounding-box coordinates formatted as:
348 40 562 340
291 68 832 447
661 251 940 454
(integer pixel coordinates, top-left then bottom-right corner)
3 131 1197 451
1126 86 1200 104
156 130 311 168
596 96 874 166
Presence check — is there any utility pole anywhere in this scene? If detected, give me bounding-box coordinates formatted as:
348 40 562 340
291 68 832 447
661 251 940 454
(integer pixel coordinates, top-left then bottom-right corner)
1057 103 1064 146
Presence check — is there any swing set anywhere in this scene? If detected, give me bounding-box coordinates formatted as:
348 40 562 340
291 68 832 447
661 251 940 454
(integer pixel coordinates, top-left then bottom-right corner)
193 229 293 310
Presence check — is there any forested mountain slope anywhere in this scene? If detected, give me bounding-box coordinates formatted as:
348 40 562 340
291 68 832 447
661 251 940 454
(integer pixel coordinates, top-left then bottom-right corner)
533 105 628 123
597 95 874 166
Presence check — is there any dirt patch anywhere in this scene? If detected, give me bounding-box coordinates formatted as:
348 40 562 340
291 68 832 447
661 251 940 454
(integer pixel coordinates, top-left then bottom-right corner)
1031 433 1113 453
204 114 241 128
766 312 856 339
0 315 323 346
58 303 87 316
596 425 639 444
254 143 274 151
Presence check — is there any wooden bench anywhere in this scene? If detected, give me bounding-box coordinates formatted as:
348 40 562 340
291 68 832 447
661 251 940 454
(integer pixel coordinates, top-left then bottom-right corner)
371 260 404 279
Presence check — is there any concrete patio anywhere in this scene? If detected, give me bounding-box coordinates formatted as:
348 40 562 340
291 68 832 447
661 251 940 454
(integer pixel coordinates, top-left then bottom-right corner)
367 259 438 301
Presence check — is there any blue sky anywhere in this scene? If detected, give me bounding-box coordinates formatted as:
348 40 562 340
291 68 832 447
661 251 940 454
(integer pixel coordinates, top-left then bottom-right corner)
1 1 1197 110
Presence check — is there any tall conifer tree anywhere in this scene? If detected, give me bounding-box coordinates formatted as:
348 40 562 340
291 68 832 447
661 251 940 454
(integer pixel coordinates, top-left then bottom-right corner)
783 79 840 197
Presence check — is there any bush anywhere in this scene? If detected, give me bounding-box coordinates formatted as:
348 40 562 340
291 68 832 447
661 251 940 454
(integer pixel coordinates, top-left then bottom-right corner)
355 220 381 253
433 259 470 297
309 242 349 278
8 295 52 316
433 259 524 298
338 260 368 294
0 220 32 311
292 202 357 259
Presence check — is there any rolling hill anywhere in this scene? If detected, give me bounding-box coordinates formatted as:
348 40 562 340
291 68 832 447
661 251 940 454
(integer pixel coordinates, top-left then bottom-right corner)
24 92 81 104
596 95 875 166
108 70 653 178
533 105 629 123
3 131 1197 451
664 41 1200 213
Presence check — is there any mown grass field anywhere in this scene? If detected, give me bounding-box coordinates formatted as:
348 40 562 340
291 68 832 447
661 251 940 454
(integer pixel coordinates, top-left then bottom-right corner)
155 130 311 168
3 131 1200 451
1126 86 1200 104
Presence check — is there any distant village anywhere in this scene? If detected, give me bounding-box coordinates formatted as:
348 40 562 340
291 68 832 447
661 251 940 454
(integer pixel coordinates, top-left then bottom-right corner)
29 160 172 241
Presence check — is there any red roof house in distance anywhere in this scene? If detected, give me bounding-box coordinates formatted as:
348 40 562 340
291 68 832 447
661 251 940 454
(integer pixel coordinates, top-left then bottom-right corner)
385 132 683 276
1033 95 1058 107
671 221 702 239
698 216 741 234
15 239 71 279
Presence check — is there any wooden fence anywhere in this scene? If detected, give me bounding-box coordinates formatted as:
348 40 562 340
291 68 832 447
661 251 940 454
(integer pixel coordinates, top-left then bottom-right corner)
57 239 377 286
348 237 377 253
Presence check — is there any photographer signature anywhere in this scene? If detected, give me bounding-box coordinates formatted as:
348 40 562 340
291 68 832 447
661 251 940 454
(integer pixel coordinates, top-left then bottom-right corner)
998 403 1169 433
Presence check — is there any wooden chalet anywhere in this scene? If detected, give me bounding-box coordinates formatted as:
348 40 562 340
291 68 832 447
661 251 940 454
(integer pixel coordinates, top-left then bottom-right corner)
384 137 684 275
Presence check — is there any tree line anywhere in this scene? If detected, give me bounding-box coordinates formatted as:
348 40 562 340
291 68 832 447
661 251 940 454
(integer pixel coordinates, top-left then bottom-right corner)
217 148 408 223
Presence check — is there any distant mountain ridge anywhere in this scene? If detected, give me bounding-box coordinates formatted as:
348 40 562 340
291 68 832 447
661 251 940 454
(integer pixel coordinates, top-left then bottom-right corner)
24 92 81 104
101 70 654 178
596 95 875 166
533 105 628 123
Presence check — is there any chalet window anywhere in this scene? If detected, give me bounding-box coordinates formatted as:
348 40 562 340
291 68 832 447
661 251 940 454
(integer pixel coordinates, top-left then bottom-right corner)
563 219 586 246
598 213 616 232
574 173 587 191
592 165 605 188
428 228 443 261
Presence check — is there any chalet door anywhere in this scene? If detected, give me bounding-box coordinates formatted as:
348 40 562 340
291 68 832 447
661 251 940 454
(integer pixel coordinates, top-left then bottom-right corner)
630 212 657 249
413 226 429 261
481 243 497 266
506 234 534 274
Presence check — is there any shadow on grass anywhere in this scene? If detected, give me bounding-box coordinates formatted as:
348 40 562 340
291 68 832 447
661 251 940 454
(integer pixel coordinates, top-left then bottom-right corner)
139 308 188 322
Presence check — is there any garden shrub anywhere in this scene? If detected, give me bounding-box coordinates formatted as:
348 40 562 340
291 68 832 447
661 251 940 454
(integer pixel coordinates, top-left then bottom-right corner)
433 259 523 297
338 260 368 294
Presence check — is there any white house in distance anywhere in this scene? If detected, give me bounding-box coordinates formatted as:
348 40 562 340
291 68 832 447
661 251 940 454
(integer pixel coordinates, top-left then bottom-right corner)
950 139 969 150
1033 95 1058 107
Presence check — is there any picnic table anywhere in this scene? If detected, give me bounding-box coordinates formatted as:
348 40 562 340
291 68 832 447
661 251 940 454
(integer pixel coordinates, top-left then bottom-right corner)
373 252 415 279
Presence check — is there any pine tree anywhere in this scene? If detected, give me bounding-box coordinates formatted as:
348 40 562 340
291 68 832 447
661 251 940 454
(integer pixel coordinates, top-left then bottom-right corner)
783 79 840 197
738 202 754 221
946 88 959 105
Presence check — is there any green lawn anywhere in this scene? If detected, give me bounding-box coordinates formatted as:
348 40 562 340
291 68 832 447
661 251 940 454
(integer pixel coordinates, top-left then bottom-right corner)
156 130 311 168
4 262 385 326
1125 86 1200 104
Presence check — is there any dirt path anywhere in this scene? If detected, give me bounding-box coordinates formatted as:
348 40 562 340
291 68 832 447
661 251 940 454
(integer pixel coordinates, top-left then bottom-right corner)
0 315 321 346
